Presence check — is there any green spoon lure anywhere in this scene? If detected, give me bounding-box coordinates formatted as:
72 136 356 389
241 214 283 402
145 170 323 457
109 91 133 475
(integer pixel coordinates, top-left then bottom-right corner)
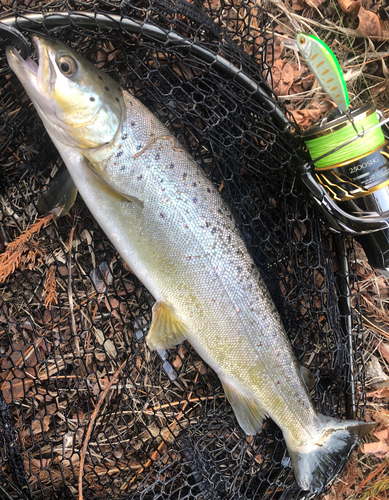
285 33 350 113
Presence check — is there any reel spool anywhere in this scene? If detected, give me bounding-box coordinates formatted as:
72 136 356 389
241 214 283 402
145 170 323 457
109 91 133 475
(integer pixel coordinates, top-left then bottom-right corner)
300 104 389 276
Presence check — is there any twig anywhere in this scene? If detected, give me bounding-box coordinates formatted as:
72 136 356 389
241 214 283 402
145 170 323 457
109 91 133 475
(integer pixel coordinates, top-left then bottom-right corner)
68 226 79 356
362 316 389 340
78 360 127 500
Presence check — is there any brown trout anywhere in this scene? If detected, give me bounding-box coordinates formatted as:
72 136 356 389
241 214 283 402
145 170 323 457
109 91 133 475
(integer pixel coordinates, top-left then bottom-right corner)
6 36 375 494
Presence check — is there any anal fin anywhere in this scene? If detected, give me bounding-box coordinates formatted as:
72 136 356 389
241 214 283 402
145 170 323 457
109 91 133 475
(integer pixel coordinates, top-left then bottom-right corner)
221 377 265 435
146 301 191 350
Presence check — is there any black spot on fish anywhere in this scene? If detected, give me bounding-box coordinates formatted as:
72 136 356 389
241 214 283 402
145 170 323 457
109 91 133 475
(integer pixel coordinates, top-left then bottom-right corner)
184 224 189 229
237 267 242 273
169 163 174 168
137 175 143 180
160 213 165 218
205 222 209 228
120 165 126 171
193 182 197 187
211 227 217 233
98 76 103 81
227 235 231 242
155 153 160 160
122 133 128 140
217 208 222 214
207 188 211 193
193 198 197 203
183 173 187 179
90 97 95 102
105 86 110 92
115 98 119 102
131 122 135 127
137 145 142 150
116 151 123 158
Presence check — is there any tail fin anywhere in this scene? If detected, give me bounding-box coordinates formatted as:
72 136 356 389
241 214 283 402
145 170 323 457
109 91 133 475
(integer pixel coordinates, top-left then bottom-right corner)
287 415 376 494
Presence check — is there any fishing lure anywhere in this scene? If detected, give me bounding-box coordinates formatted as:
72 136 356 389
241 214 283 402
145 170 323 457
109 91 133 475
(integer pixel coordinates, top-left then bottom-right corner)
285 33 349 113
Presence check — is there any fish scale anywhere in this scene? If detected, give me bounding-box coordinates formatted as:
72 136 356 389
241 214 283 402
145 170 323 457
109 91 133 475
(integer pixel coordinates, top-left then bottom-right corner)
6 35 375 494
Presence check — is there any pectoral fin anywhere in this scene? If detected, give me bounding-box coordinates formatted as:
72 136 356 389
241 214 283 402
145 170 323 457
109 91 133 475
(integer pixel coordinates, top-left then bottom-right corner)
83 156 143 207
37 167 78 216
146 301 191 350
221 377 266 435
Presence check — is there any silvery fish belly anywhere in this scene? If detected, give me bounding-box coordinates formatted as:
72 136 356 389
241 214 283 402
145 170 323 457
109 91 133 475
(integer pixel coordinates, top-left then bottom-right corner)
6 36 375 495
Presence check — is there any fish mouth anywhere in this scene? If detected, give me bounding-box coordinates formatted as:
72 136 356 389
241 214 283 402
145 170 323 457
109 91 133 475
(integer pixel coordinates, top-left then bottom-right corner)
6 35 55 94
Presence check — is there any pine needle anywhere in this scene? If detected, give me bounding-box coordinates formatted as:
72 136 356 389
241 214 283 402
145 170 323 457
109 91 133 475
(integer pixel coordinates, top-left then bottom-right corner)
43 264 58 310
0 211 56 283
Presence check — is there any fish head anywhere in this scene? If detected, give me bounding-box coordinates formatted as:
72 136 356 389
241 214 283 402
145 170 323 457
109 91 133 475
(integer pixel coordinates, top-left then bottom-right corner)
6 35 125 150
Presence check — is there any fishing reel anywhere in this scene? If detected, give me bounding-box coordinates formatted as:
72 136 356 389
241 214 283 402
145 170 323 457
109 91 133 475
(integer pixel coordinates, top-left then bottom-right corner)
297 103 389 276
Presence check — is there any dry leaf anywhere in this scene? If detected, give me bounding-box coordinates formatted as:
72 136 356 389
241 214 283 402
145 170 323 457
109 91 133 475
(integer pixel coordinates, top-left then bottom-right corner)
271 33 285 61
374 428 389 441
1 376 34 403
272 60 296 96
366 355 389 388
172 344 188 370
306 0 325 7
361 440 389 458
380 343 389 364
357 6 382 38
338 0 361 13
290 108 322 129
194 360 207 375
280 62 295 95
367 386 389 398
291 0 304 10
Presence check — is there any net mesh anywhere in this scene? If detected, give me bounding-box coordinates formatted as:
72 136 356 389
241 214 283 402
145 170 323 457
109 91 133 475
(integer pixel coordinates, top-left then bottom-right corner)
0 1 367 499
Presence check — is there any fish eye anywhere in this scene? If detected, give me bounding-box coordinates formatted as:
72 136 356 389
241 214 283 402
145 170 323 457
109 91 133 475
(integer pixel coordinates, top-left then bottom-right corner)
58 56 77 76
299 36 306 45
